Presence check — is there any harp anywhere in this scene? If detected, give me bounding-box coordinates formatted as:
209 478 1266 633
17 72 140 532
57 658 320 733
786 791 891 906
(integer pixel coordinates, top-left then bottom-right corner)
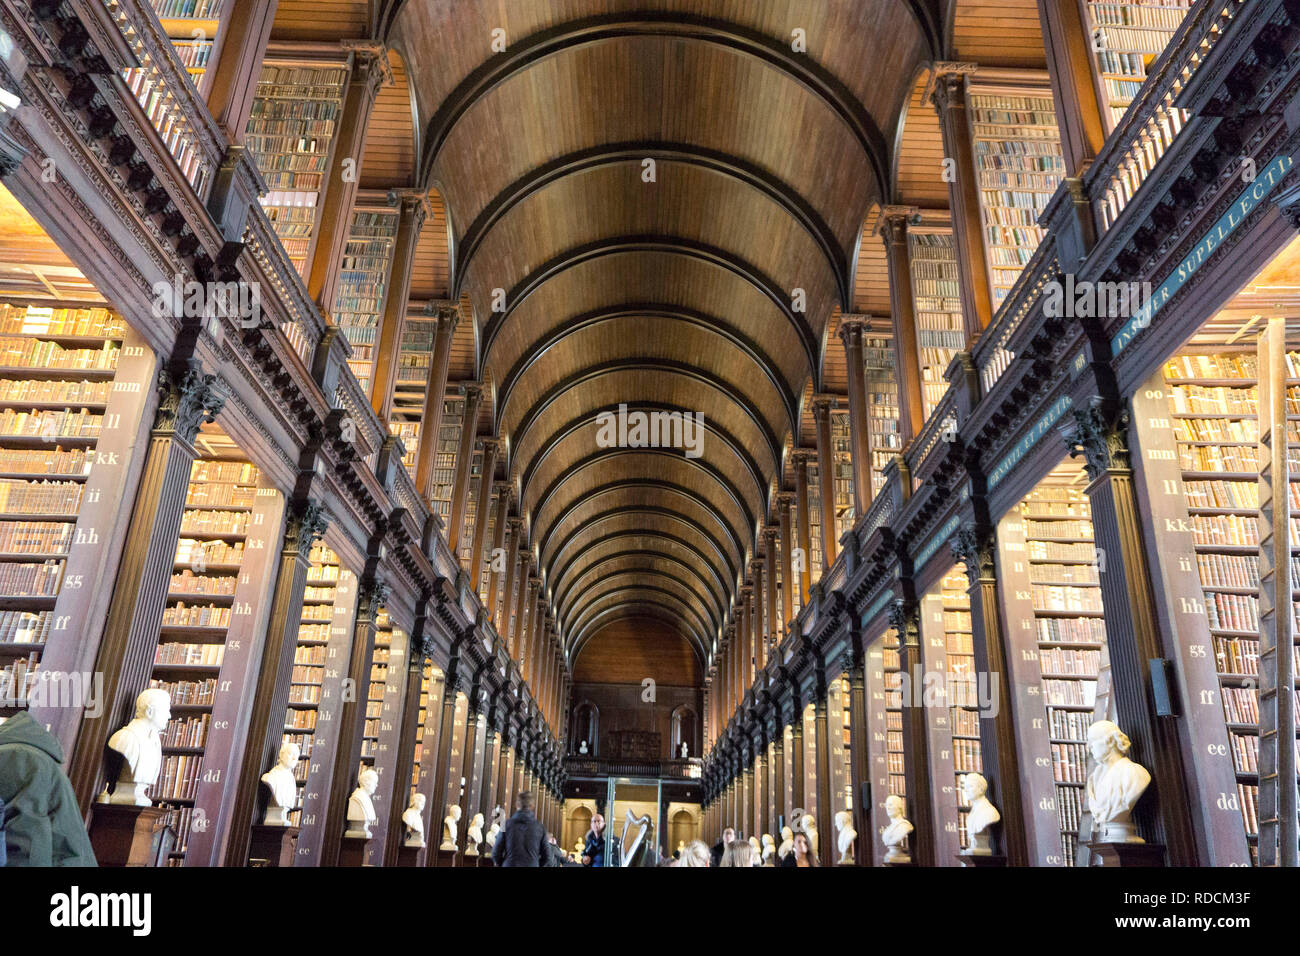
619 809 655 867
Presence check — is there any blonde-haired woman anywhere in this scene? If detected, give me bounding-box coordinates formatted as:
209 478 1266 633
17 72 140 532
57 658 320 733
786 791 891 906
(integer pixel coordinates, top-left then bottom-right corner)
719 839 755 867
678 839 711 867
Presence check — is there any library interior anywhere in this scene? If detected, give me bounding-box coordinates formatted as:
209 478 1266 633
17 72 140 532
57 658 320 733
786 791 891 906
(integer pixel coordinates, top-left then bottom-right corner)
0 0 1297 870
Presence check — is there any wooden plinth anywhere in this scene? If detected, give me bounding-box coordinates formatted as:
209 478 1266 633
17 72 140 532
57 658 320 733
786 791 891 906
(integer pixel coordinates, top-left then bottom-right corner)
338 834 371 867
1088 841 1166 867
464 850 481 867
395 843 425 867
479 855 494 867
881 858 914 867
90 803 168 867
249 824 299 867
957 853 1007 867
434 846 458 867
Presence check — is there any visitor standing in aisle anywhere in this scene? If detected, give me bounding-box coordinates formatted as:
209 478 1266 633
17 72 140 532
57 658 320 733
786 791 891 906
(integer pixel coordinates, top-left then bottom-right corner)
710 826 735 867
0 713 96 866
582 812 606 866
493 792 548 867
779 832 818 867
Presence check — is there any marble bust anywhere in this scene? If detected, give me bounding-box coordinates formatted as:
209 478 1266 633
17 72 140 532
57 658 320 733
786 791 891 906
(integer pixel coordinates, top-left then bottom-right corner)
834 810 857 865
679 742 688 758
777 825 794 859
578 740 588 755
761 833 776 865
748 835 762 864
345 768 379 838
259 741 300 826
441 804 462 850
105 688 170 805
960 773 1000 855
880 794 913 864
465 812 486 856
402 793 426 848
1086 720 1151 843
799 813 818 854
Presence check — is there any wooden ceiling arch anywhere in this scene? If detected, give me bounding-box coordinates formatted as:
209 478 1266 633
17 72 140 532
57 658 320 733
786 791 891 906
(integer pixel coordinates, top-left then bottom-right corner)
568 591 711 659
566 583 716 652
569 604 709 665
557 556 724 631
563 569 719 636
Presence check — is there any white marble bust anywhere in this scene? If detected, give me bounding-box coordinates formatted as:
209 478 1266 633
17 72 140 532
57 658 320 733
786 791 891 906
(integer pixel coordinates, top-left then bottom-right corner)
747 835 762 864
465 812 486 856
761 833 776 865
834 810 857 864
960 773 1000 855
679 742 688 758
260 741 300 825
402 793 426 847
880 794 913 864
105 688 170 805
345 768 379 838
578 740 588 754
1086 720 1151 843
441 804 462 850
777 824 794 859
799 813 818 854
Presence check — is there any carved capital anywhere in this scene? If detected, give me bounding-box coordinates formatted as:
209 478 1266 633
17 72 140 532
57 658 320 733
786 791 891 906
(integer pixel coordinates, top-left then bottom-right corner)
837 314 869 350
287 498 330 551
1062 398 1131 479
359 576 391 617
950 525 996 581
929 63 978 113
154 360 226 443
810 394 835 421
887 599 919 642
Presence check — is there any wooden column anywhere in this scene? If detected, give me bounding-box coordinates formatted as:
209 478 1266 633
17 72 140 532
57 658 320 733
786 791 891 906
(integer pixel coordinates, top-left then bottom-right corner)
467 443 500 592
846 648 871 864
223 498 329 865
482 482 510 613
204 0 279 141
930 65 993 339
751 561 765 673
763 525 780 645
306 45 391 312
370 192 427 420
494 729 513 816
789 710 805 815
812 396 838 570
504 545 527 653
461 703 483 851
1065 399 1197 864
771 729 786 832
413 305 460 500
382 621 432 866
792 450 814 604
741 762 754 838
1036 0 1107 177
425 667 462 867
839 316 875 513
70 359 225 811
814 691 833 866
446 384 483 555
879 211 926 442
953 526 1030 866
776 493 795 626
320 576 386 866
891 599 935 866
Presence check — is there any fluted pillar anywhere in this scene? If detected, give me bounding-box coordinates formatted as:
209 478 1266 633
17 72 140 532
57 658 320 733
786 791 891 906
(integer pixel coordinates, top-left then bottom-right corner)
880 210 925 441
371 192 428 419
447 384 483 555
413 304 460 499
791 450 814 604
811 396 838 570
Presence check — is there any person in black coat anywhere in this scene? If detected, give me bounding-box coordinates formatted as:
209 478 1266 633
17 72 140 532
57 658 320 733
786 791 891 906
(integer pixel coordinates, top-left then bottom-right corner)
582 813 607 867
492 791 549 867
710 826 736 868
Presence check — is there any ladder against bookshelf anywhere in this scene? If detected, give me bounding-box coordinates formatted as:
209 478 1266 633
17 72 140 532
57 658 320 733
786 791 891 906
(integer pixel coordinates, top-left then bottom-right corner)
863 333 901 495
1124 346 1299 866
907 228 965 417
0 303 156 735
918 568 979 860
288 549 359 865
966 82 1066 309
1085 1 1195 131
245 63 350 278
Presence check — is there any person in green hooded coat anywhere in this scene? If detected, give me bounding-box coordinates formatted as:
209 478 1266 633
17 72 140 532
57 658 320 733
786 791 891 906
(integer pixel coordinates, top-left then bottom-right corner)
0 712 97 866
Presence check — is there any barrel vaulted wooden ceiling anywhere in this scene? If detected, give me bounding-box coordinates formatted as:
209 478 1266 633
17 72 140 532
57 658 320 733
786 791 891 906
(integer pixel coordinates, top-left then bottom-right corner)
266 0 1046 671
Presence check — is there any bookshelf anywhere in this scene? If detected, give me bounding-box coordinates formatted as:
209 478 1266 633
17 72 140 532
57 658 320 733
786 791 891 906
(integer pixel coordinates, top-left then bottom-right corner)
829 674 852 815
363 609 408 865
334 209 399 395
864 629 897 864
150 429 284 866
388 320 452 480
919 568 979 858
907 229 965 417
245 64 350 279
806 459 824 575
830 406 855 541
409 662 439 803
1085 1 1195 132
1019 476 1108 865
0 304 125 715
863 334 901 495
1124 342 1300 865
967 84 1066 308
458 443 484 569
144 0 224 93
801 701 818 825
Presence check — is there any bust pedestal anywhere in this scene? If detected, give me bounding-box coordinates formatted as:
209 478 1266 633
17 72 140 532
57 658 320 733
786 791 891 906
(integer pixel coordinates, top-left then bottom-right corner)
89 804 168 867
434 846 459 867
338 834 370 867
396 844 423 867
1088 841 1165 867
249 824 299 867
881 858 915 867
957 852 1006 867
480 853 494 867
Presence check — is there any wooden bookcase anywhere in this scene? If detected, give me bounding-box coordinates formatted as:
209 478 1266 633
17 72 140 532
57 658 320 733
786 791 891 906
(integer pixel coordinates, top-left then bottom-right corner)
245 63 350 279
919 568 978 859
863 333 901 496
334 208 399 396
362 610 408 865
0 303 153 726
1084 0 1195 133
907 227 965 416
827 674 851 817
864 629 896 864
966 80 1066 309
144 0 222 93
830 406 855 542
806 459 824 574
388 317 434 474
151 427 284 866
1126 340 1296 866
